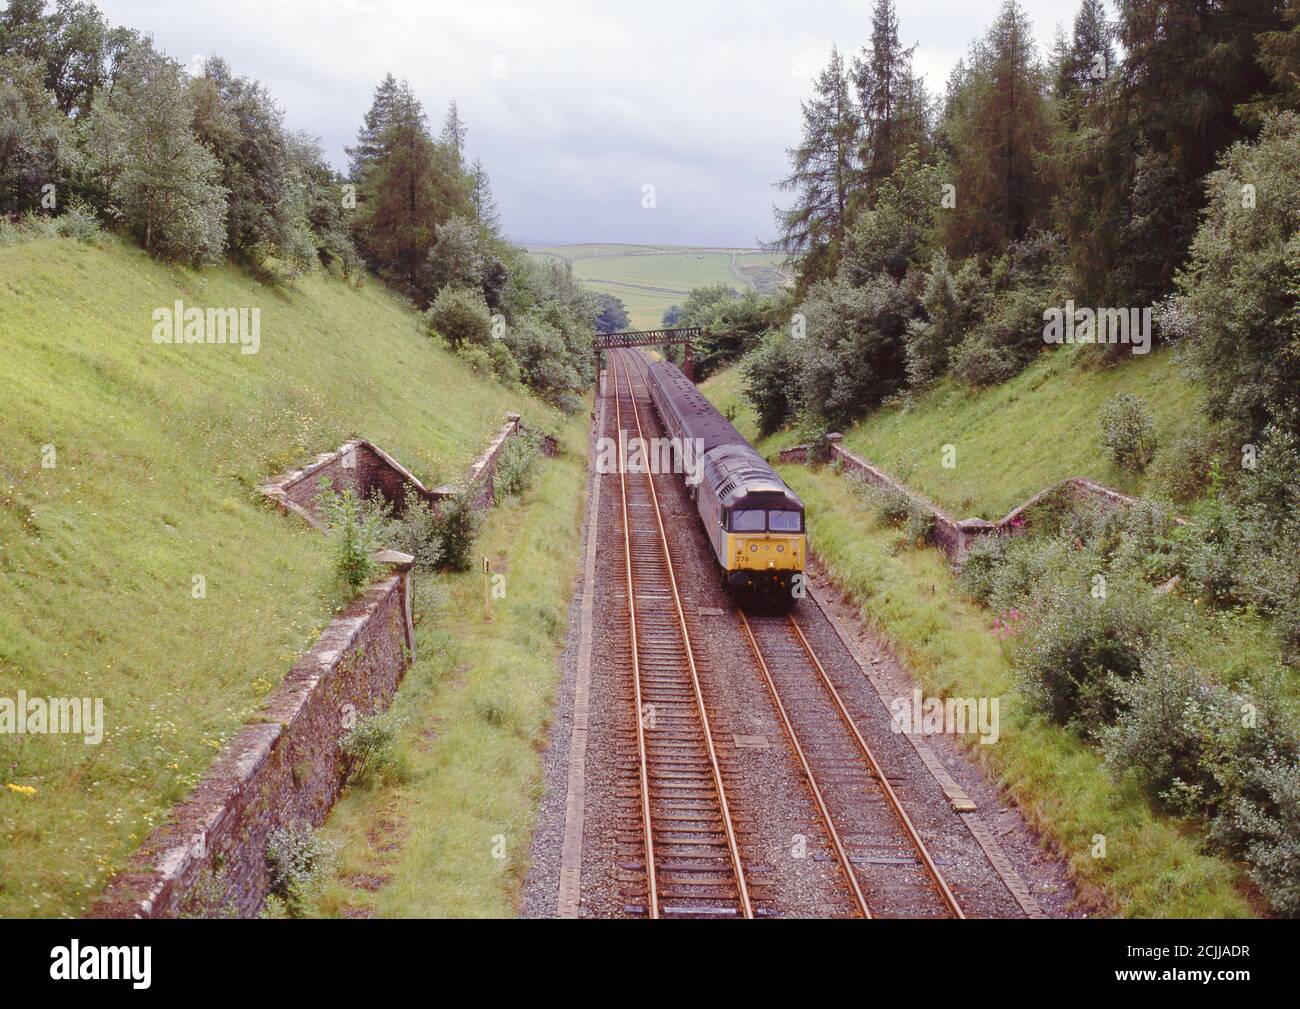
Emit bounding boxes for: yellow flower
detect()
[6,783,36,796]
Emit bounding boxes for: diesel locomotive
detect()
[642,356,805,604]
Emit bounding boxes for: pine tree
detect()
[772,46,860,288]
[346,72,399,180]
[355,81,442,295]
[853,0,928,199]
[469,156,501,233]
[441,98,467,166]
[940,0,1052,256]
[1056,0,1113,106]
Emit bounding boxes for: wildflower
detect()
[6,783,37,796]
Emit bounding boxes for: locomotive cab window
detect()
[769,509,802,532]
[730,509,765,532]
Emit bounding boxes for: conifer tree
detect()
[346,72,399,180]
[853,0,928,199]
[772,45,860,288]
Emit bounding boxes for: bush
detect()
[52,198,102,241]
[1103,654,1300,917]
[1100,392,1158,472]
[1014,571,1163,731]
[382,502,444,571]
[425,285,492,349]
[433,487,483,571]
[1149,424,1220,502]
[957,535,1008,605]
[1215,758,1300,917]
[1100,652,1225,809]
[856,478,933,548]
[494,430,543,500]
[908,254,991,386]
[1108,497,1181,585]
[317,480,386,595]
[265,820,334,917]
[340,709,407,785]
[740,331,800,436]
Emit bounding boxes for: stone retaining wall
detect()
[260,412,523,526]
[777,437,1173,565]
[92,415,528,918]
[91,569,413,918]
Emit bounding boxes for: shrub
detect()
[740,331,799,436]
[1014,572,1163,731]
[985,535,1077,615]
[1110,497,1181,585]
[1099,393,1158,472]
[340,709,407,785]
[317,479,386,595]
[1215,758,1300,918]
[456,343,494,377]
[856,479,933,548]
[1148,424,1220,502]
[957,535,1008,605]
[52,198,102,241]
[1100,652,1224,809]
[425,285,492,349]
[382,502,444,571]
[494,430,543,500]
[264,821,334,917]
[433,487,483,571]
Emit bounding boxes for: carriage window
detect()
[731,509,765,532]
[769,510,802,532]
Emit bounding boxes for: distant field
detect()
[527,243,790,329]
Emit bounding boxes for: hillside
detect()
[0,235,562,918]
[700,344,1200,518]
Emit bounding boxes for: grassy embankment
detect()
[0,234,563,918]
[700,349,1258,916]
[312,410,587,917]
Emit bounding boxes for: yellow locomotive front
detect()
[697,458,806,604]
[722,501,804,599]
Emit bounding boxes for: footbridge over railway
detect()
[593,326,700,379]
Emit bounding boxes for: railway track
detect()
[608,350,755,918]
[738,612,965,918]
[610,349,965,920]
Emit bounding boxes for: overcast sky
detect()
[93,0,1081,246]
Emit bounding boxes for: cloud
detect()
[95,0,1080,245]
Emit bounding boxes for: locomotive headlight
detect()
[749,543,758,552]
[776,544,784,553]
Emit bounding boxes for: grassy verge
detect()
[0,235,560,917]
[699,346,1200,519]
[310,409,588,917]
[783,463,1254,917]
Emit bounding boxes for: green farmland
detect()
[527,243,790,329]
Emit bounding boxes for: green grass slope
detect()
[701,345,1200,518]
[0,235,560,918]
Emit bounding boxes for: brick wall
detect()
[776,439,1176,566]
[260,414,523,526]
[92,415,528,918]
[91,570,413,918]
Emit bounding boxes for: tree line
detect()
[748,0,1298,450]
[0,0,595,410]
